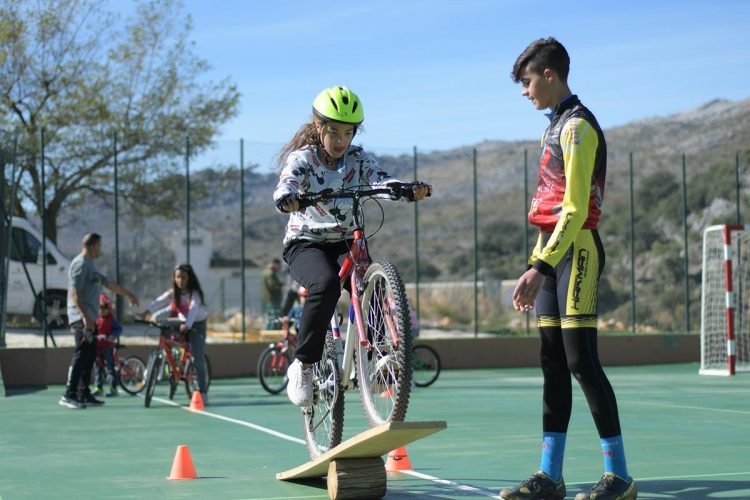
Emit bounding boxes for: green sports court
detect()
[1,362,747,499]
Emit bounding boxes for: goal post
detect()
[701,224,750,375]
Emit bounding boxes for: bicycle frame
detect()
[157,329,192,382]
[295,182,428,455]
[324,195,403,390]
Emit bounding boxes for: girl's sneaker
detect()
[286,359,313,407]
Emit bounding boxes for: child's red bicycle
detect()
[257,317,297,395]
[93,335,147,395]
[294,181,430,458]
[136,318,212,408]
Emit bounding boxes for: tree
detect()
[0,0,240,242]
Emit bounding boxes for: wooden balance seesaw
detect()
[277,420,447,500]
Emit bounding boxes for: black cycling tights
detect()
[539,326,622,438]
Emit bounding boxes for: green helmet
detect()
[312,86,364,125]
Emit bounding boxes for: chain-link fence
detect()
[2,128,748,347]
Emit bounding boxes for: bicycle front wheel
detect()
[144,351,163,408]
[119,355,146,395]
[412,344,441,387]
[302,330,344,459]
[258,346,291,395]
[356,259,413,427]
[184,354,211,399]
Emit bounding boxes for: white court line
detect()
[632,400,750,415]
[150,395,501,497]
[402,470,501,498]
[151,395,305,445]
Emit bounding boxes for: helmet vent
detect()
[352,101,358,113]
[342,95,349,105]
[329,97,339,111]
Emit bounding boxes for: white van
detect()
[5,217,71,328]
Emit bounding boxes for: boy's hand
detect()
[512,268,545,312]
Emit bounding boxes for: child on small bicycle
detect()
[93,294,123,397]
[140,263,210,405]
[273,86,431,407]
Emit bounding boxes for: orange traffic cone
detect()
[167,445,198,480]
[189,391,204,410]
[385,446,413,471]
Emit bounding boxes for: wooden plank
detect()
[277,420,447,481]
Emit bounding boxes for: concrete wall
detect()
[0,334,700,388]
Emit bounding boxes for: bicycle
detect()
[93,335,147,395]
[135,318,212,408]
[412,343,441,387]
[293,181,430,458]
[257,316,297,395]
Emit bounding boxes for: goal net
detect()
[701,224,750,375]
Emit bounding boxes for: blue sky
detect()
[163,0,750,168]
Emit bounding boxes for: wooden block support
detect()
[327,457,386,500]
[277,421,446,481]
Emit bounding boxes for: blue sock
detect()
[600,435,629,479]
[540,432,566,481]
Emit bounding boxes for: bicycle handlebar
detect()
[294,182,432,210]
[133,317,185,331]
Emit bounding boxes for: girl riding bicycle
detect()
[273,86,430,407]
[139,263,210,404]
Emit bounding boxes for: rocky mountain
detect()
[52,97,750,331]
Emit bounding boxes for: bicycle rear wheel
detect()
[184,354,212,399]
[356,259,413,427]
[144,350,163,408]
[119,355,146,395]
[412,344,441,387]
[258,346,291,395]
[302,330,344,459]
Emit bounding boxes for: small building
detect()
[172,227,261,318]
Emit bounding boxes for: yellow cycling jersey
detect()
[528,95,606,275]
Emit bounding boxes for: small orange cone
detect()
[379,386,394,398]
[385,446,413,471]
[189,391,204,410]
[167,445,198,480]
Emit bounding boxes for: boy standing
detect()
[502,38,636,500]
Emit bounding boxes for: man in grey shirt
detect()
[59,232,139,409]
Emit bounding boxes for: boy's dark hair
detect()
[511,37,570,83]
[82,232,102,248]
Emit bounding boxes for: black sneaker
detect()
[59,394,86,409]
[79,393,105,406]
[500,471,566,499]
[575,473,637,500]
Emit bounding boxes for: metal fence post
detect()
[41,128,49,346]
[682,153,690,333]
[240,139,246,341]
[736,151,741,224]
[523,149,530,336]
[629,152,636,334]
[413,146,420,323]
[472,148,478,338]
[185,135,191,264]
[114,132,122,320]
